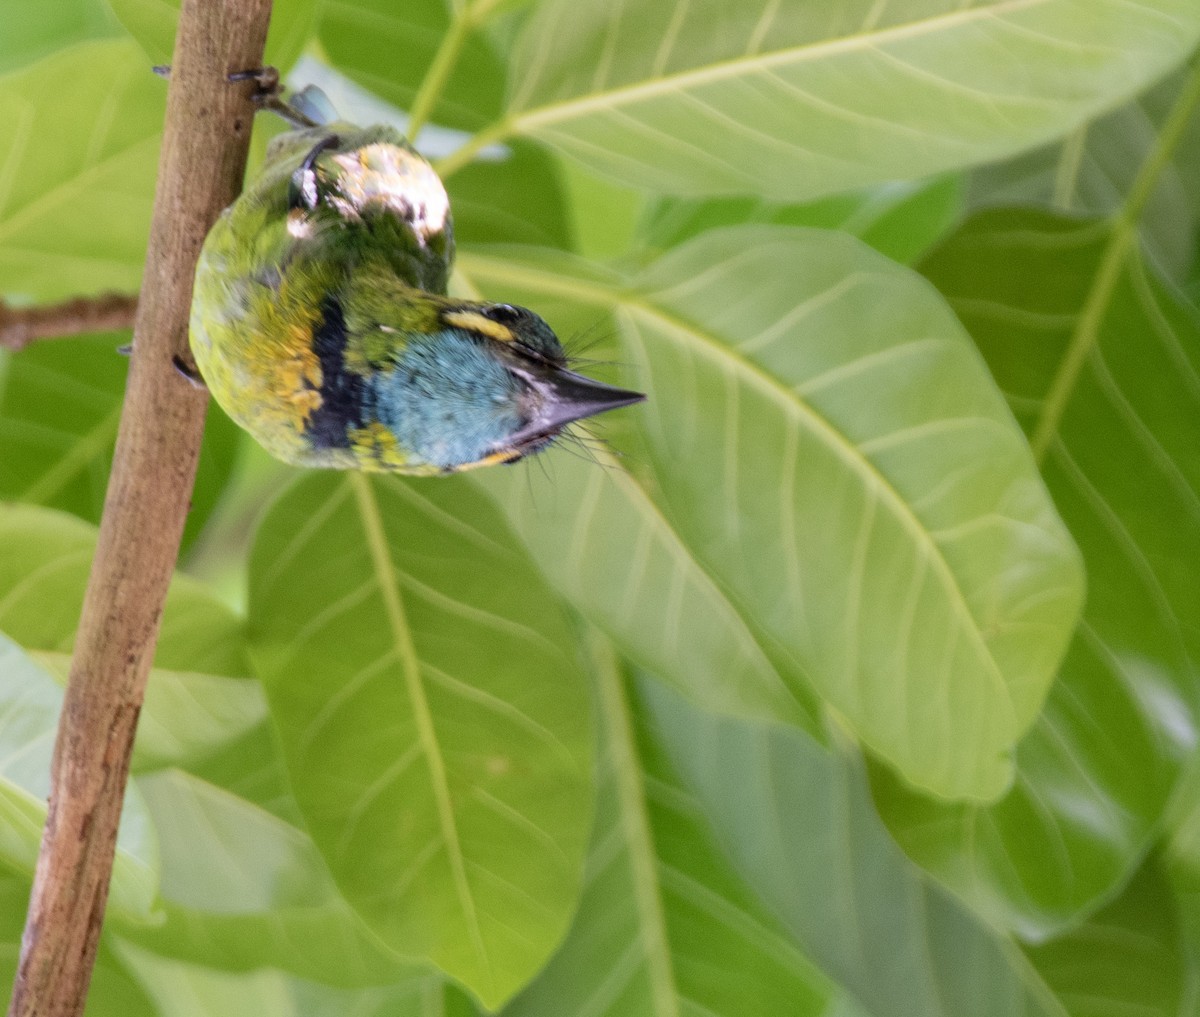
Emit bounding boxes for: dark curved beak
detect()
[512,367,646,446]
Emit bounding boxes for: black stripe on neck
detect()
[306,296,366,450]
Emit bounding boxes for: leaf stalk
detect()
[1030,51,1200,463]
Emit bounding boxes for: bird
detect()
[188,79,645,475]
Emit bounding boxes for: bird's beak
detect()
[511,366,646,446]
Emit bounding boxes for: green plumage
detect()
[189,109,643,474]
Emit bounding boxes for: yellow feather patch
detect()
[442,310,515,344]
[348,422,411,469]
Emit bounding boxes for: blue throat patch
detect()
[367,330,525,469]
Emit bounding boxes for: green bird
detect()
[189,84,644,475]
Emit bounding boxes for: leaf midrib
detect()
[511,0,1051,129]
[349,473,491,985]
[593,634,681,1017]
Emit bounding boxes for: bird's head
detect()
[363,298,645,473]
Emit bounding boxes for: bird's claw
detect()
[172,354,207,390]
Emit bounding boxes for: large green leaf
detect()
[0,334,241,554]
[459,249,813,732]
[0,39,162,301]
[873,209,1200,933]
[640,678,1064,1017]
[0,503,254,772]
[0,633,158,921]
[502,638,851,1017]
[465,227,1083,802]
[248,472,594,1009]
[116,769,410,985]
[501,0,1200,200]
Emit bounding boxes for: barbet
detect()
[189,80,644,475]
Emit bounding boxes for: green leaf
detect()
[502,638,853,1017]
[0,0,121,75]
[0,334,241,553]
[108,0,317,71]
[1027,858,1193,1017]
[640,677,1064,1017]
[465,227,1084,802]
[502,0,1200,200]
[317,0,505,131]
[639,176,965,265]
[248,472,594,1009]
[474,451,815,735]
[0,633,158,920]
[117,769,410,985]
[0,503,255,771]
[0,39,163,301]
[459,251,813,732]
[875,209,1200,932]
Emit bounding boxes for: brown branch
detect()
[7,2,273,1015]
[0,295,139,351]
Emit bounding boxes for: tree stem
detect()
[6,1,273,1014]
[0,295,139,350]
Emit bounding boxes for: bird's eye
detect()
[482,304,523,324]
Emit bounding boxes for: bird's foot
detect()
[172,354,207,390]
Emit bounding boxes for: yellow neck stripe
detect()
[442,310,515,343]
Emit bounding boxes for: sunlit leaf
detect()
[465,226,1083,802]
[504,0,1200,200]
[249,472,593,1008]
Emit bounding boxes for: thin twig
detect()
[0,295,139,350]
[6,1,273,1015]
